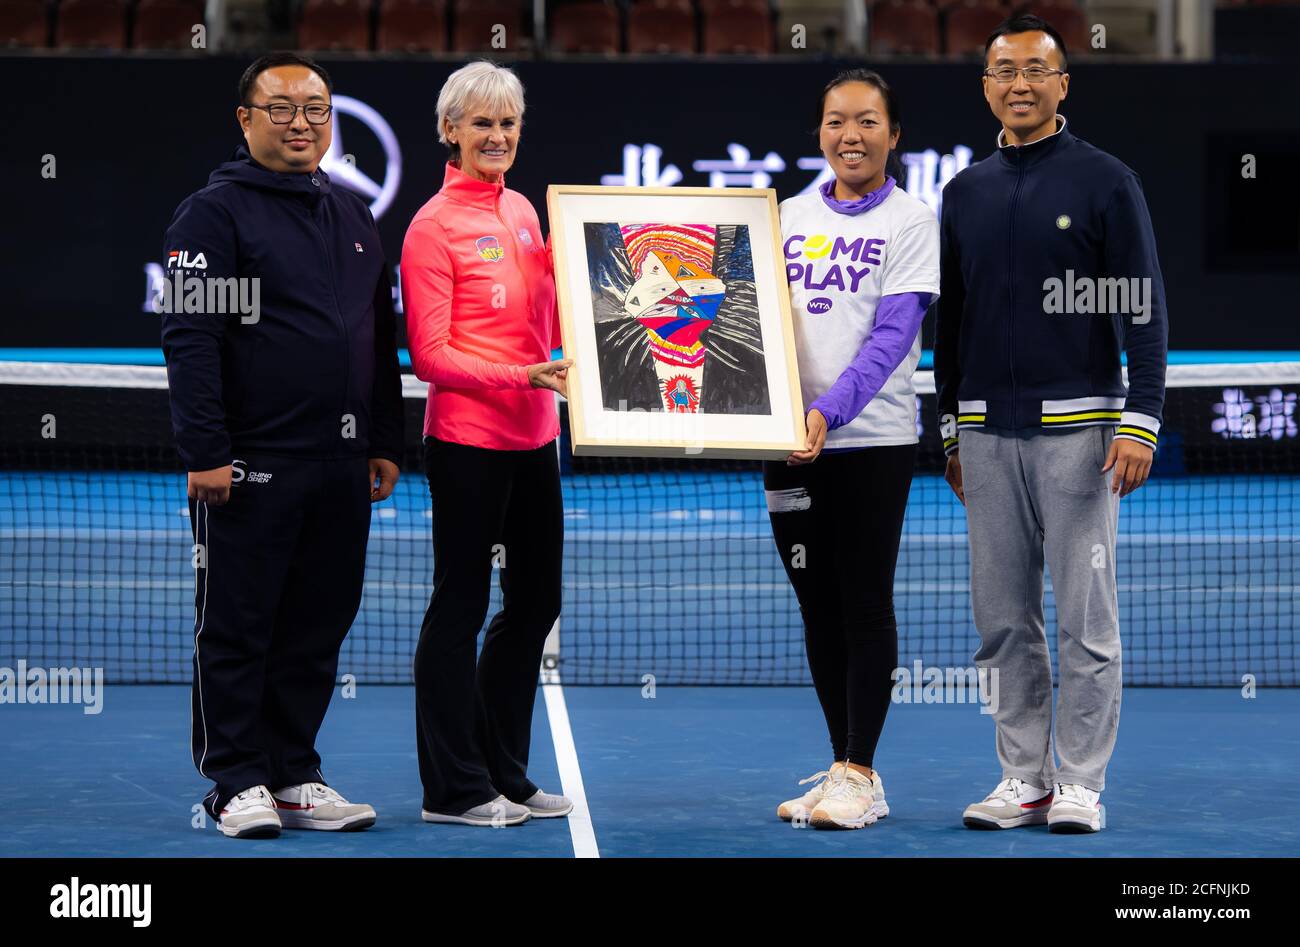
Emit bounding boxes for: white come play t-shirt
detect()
[778,185,940,448]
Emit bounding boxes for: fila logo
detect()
[355,242,364,253]
[167,249,208,270]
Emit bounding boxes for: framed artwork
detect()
[548,185,806,459]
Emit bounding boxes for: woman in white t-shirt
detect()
[768,69,940,830]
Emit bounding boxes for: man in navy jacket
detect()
[161,53,404,838]
[935,16,1168,833]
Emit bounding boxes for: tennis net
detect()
[1,359,1296,686]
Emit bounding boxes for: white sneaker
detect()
[422,795,530,827]
[809,768,879,830]
[218,785,281,839]
[273,782,376,831]
[777,763,844,822]
[962,777,1053,830]
[861,769,889,820]
[522,790,573,819]
[1048,782,1104,833]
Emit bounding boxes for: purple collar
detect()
[820,175,896,216]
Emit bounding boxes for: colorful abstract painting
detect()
[584,222,770,415]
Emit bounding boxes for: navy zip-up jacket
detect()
[160,146,403,472]
[934,118,1168,455]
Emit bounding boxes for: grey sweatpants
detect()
[959,426,1121,792]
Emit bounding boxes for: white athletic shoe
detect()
[809,767,880,830]
[863,769,889,819]
[1048,783,1104,833]
[218,785,282,839]
[273,782,376,831]
[422,795,530,827]
[777,763,844,822]
[962,777,1053,830]
[522,790,573,818]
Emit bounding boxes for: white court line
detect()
[540,666,599,859]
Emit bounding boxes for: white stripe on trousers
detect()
[192,501,212,781]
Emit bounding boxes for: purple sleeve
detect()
[810,292,932,430]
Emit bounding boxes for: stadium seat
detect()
[55,0,128,49]
[0,0,48,47]
[775,1,845,55]
[1030,0,1092,57]
[869,0,940,55]
[298,0,372,52]
[451,0,526,52]
[376,0,447,53]
[700,0,774,54]
[133,0,206,50]
[549,0,621,54]
[627,0,696,54]
[220,0,272,52]
[945,0,1007,56]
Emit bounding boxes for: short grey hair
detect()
[436,60,526,160]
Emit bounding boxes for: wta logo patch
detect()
[807,297,833,314]
[476,235,505,263]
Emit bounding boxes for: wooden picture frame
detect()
[547,185,806,460]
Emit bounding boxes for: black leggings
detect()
[414,436,563,813]
[763,443,915,767]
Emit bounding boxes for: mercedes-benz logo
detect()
[321,94,402,221]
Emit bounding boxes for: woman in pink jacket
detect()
[401,61,572,828]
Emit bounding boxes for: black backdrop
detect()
[1,55,1297,350]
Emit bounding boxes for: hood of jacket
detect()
[207,144,333,204]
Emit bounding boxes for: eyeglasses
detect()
[983,66,1065,84]
[243,102,333,125]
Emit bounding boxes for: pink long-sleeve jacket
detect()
[400,162,561,450]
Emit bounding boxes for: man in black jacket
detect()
[935,16,1168,833]
[160,53,404,839]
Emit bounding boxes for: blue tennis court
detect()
[1,358,1297,856]
[2,683,1297,857]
